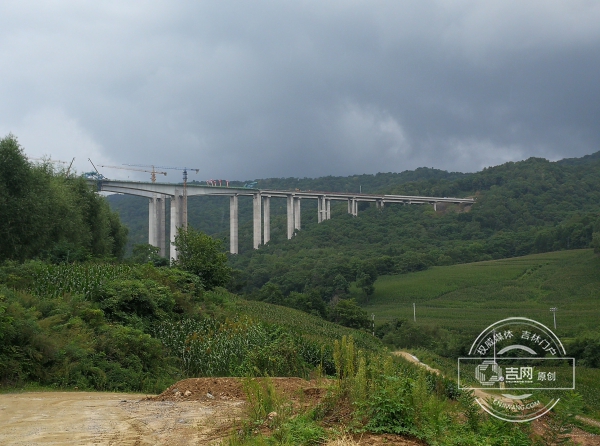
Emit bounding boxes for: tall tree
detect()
[0,134,38,259]
[172,227,232,289]
[0,134,128,262]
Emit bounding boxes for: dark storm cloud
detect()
[1,1,599,180]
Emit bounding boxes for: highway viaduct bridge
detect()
[93,179,475,261]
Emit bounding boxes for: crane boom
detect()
[125,164,199,184]
[99,164,167,182]
[28,157,69,164]
[29,157,75,178]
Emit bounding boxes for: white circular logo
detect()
[458,317,575,422]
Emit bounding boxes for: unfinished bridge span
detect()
[93,180,475,260]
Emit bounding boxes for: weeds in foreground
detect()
[226,377,325,446]
[242,377,287,427]
[539,392,583,445]
[226,336,585,445]
[322,336,538,445]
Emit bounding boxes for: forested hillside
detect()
[108,154,600,312]
[230,156,600,310]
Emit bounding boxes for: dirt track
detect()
[0,391,244,445]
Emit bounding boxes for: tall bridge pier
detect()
[94,180,475,260]
[148,194,166,257]
[229,195,239,254]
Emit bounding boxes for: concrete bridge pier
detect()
[148,194,166,257]
[229,195,238,254]
[263,196,271,244]
[158,196,166,256]
[318,196,331,222]
[376,199,384,211]
[182,189,188,229]
[294,197,301,231]
[287,194,295,239]
[253,193,262,249]
[318,196,324,223]
[170,189,184,261]
[348,198,358,216]
[149,198,155,247]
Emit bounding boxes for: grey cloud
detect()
[0,1,599,180]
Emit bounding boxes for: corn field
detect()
[30,263,132,299]
[155,317,270,376]
[237,299,382,351]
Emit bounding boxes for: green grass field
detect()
[361,249,600,339]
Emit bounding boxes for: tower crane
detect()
[29,157,75,177]
[126,164,200,228]
[98,164,167,182]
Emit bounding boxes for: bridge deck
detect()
[94,179,475,204]
[91,179,475,258]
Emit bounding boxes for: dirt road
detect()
[393,351,500,402]
[0,391,244,445]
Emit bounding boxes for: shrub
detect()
[92,279,174,327]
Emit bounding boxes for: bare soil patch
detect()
[153,377,328,406]
[0,378,329,445]
[0,390,244,445]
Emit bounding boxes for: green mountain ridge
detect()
[557,150,600,166]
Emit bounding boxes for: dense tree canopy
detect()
[0,134,128,262]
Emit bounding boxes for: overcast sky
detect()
[1,1,599,182]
